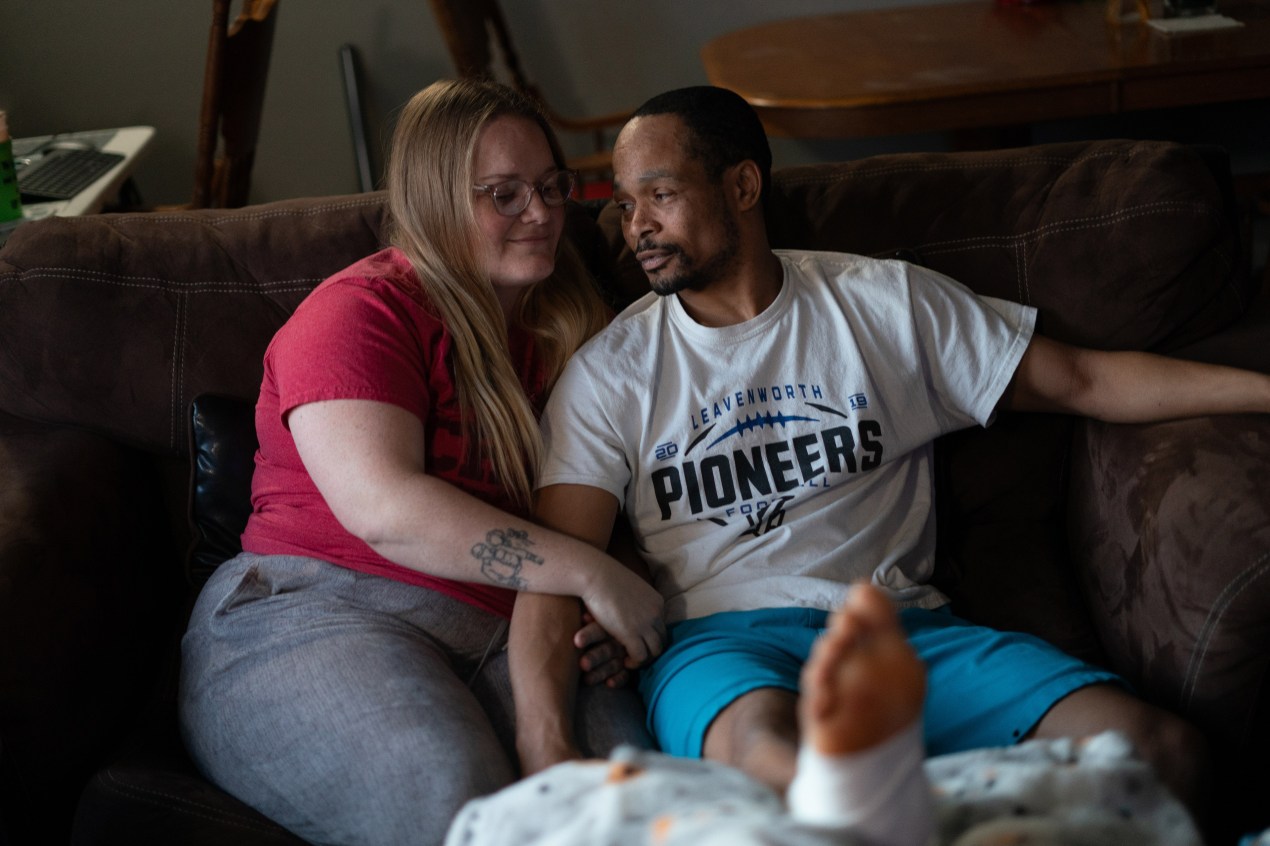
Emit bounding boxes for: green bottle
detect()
[0,111,23,223]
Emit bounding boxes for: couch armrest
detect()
[1067,414,1270,758]
[0,413,179,842]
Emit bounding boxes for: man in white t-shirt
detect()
[509,87,1270,838]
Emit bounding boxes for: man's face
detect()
[611,114,740,296]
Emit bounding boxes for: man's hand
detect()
[575,612,634,687]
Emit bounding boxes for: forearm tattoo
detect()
[470,528,544,589]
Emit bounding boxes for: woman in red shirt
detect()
[180,78,663,846]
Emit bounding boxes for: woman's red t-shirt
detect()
[241,247,547,619]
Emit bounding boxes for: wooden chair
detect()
[189,0,279,208]
[426,0,629,189]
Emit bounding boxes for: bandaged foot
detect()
[788,583,933,845]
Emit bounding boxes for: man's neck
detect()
[676,251,784,328]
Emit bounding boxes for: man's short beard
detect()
[648,211,742,297]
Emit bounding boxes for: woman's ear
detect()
[730,160,764,212]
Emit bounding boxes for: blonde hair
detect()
[385,78,608,507]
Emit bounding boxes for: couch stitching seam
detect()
[7,269,321,294]
[773,150,1127,187]
[916,201,1215,254]
[95,766,291,835]
[100,197,384,226]
[1013,241,1026,305]
[1181,551,1270,709]
[169,291,184,451]
[176,292,188,452]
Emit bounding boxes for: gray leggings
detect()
[179,553,651,846]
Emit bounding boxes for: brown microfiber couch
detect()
[1,139,1266,846]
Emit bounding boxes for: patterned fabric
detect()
[446,733,1200,846]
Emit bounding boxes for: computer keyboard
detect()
[18,147,125,202]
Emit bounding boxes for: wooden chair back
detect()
[426,0,628,186]
[191,0,279,208]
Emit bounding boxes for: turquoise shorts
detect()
[638,605,1123,758]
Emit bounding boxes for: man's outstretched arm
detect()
[1003,334,1270,421]
[510,483,631,775]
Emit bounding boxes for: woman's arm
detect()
[1003,335,1270,421]
[288,398,664,662]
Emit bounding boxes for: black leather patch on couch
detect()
[187,393,258,585]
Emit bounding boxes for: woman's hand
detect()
[578,561,665,669]
[533,483,664,669]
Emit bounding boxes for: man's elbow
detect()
[1012,337,1099,416]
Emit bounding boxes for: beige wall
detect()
[0,0,887,205]
[1,0,1266,208]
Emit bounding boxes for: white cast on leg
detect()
[786,720,933,846]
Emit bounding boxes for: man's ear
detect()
[729,160,764,212]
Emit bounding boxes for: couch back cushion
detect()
[601,138,1249,350]
[1,140,1246,458]
[0,194,390,454]
[0,195,614,456]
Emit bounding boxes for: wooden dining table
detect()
[700,0,1270,142]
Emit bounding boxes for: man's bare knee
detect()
[1031,683,1210,817]
[701,688,799,793]
[1133,709,1210,800]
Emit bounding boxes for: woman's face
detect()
[470,115,566,311]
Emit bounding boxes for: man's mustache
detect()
[635,240,684,257]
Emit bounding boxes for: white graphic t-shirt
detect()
[540,250,1036,624]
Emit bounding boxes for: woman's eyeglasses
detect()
[473,170,577,217]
